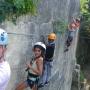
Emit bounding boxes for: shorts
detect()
[25,73,39,89]
[24,78,39,89]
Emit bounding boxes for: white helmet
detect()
[0,28,8,45]
[76,18,80,22]
[34,42,46,51]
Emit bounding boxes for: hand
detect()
[26,63,32,69]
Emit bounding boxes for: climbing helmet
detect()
[0,28,8,45]
[33,42,46,52]
[48,33,56,40]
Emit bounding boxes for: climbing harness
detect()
[25,57,39,88]
[27,72,39,88]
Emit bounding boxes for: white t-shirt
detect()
[0,61,11,90]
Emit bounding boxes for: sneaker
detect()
[64,48,69,52]
[38,84,44,88]
[45,81,49,85]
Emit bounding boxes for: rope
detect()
[8,32,35,37]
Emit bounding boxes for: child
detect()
[0,28,11,90]
[16,42,46,90]
[38,33,56,87]
[75,18,80,30]
[64,18,77,52]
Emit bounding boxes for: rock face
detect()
[0,0,80,90]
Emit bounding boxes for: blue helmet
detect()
[0,28,8,45]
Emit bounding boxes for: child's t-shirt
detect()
[0,61,11,90]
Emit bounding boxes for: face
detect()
[48,39,54,42]
[76,20,80,23]
[0,45,6,59]
[33,47,42,58]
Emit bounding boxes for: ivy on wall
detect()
[80,0,89,14]
[52,20,67,34]
[0,0,38,23]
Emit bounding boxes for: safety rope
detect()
[8,32,35,37]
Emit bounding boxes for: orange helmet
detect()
[48,33,56,40]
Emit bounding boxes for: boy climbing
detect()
[64,17,80,52]
[38,33,56,87]
[0,28,11,90]
[75,18,80,30]
[16,42,46,90]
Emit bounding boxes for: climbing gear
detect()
[28,60,38,75]
[48,33,56,40]
[27,72,39,88]
[25,57,40,88]
[0,28,8,45]
[34,42,46,52]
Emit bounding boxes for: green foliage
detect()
[80,71,85,82]
[76,16,90,66]
[80,15,90,37]
[77,0,90,65]
[52,20,67,34]
[80,0,89,14]
[0,0,38,22]
[76,38,90,66]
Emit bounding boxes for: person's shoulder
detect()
[4,61,10,66]
[36,57,43,64]
[39,57,43,61]
[37,57,43,62]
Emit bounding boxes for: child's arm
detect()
[25,59,33,71]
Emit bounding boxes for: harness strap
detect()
[28,72,39,78]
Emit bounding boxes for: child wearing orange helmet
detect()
[38,33,56,87]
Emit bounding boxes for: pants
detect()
[66,31,76,47]
[39,60,53,85]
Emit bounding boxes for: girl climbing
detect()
[15,42,46,90]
